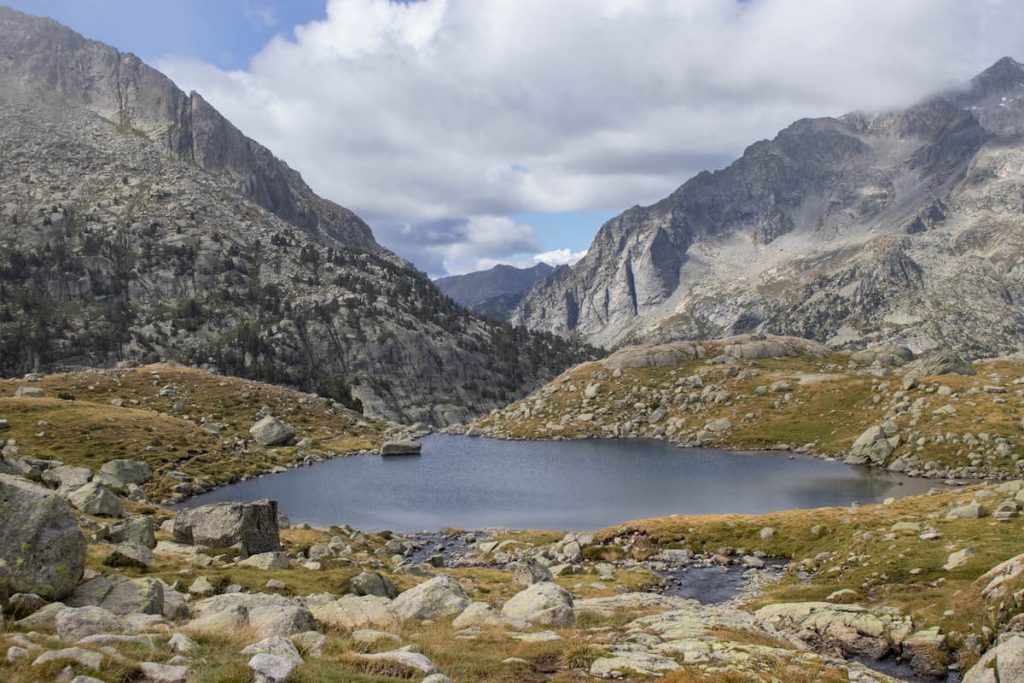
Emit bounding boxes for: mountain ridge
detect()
[513,57,1024,358]
[0,6,595,425]
[435,262,554,320]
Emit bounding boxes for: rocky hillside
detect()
[513,58,1024,358]
[469,334,1024,481]
[0,7,593,425]
[435,262,554,320]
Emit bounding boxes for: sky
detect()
[8,1,1024,276]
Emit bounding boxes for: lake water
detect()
[179,435,939,531]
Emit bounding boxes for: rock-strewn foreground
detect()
[469,334,1024,481]
[2,360,1024,681]
[0,7,594,425]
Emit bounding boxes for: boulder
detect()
[602,342,702,370]
[137,662,191,683]
[906,351,975,378]
[755,602,912,660]
[106,542,155,569]
[249,605,317,638]
[500,582,574,627]
[846,425,899,465]
[718,334,830,360]
[306,594,397,630]
[350,571,397,598]
[68,575,164,615]
[55,605,126,640]
[350,648,437,674]
[99,459,152,485]
[104,515,157,548]
[250,417,296,447]
[849,346,915,367]
[187,605,250,633]
[249,652,300,683]
[14,386,44,398]
[452,601,526,629]
[239,551,290,570]
[380,440,422,455]
[0,474,86,600]
[943,548,976,571]
[512,558,553,586]
[173,500,280,556]
[390,574,470,621]
[67,481,125,517]
[41,465,92,494]
[963,635,1024,683]
[33,646,103,671]
[241,635,303,662]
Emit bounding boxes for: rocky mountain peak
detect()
[0,5,377,250]
[514,58,1024,357]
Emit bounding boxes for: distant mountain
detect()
[514,57,1024,358]
[436,262,554,320]
[0,7,594,424]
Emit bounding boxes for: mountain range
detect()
[435,262,553,320]
[0,7,593,425]
[513,57,1024,358]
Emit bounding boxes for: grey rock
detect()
[68,575,164,615]
[33,646,103,671]
[55,605,126,640]
[350,571,397,598]
[390,574,470,621]
[250,417,296,447]
[0,473,86,600]
[104,515,157,548]
[137,662,191,683]
[67,481,125,517]
[249,653,300,683]
[512,558,553,586]
[963,634,1024,683]
[99,459,152,485]
[41,465,93,494]
[380,439,422,455]
[173,499,280,556]
[106,542,155,569]
[500,582,574,627]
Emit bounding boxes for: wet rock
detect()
[380,440,422,455]
[0,474,86,600]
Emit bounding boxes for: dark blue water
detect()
[179,435,936,531]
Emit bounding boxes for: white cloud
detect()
[534,249,588,267]
[158,0,1024,274]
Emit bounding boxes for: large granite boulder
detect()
[601,342,702,370]
[500,582,575,626]
[67,481,125,517]
[0,474,86,600]
[249,417,296,447]
[67,575,164,615]
[963,635,1024,683]
[906,351,976,378]
[173,500,280,556]
[389,574,469,621]
[99,459,152,485]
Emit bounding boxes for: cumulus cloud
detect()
[534,249,588,267]
[158,0,1024,274]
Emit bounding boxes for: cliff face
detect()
[513,59,1024,358]
[0,8,594,424]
